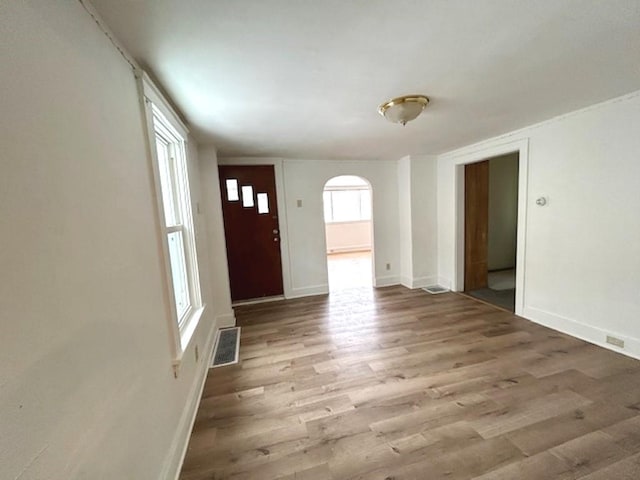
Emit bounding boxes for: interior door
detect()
[218,165,284,301]
[464,160,489,291]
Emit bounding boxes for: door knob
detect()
[273,229,279,234]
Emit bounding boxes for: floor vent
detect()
[423,285,449,295]
[211,327,241,368]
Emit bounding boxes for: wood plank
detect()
[578,452,640,479]
[178,286,640,479]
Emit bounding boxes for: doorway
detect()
[464,153,519,311]
[323,176,374,292]
[218,165,284,302]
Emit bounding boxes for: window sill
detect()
[172,304,206,377]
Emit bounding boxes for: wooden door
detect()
[219,165,284,301]
[464,160,489,291]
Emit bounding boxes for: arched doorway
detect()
[322,175,374,291]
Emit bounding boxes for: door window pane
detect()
[226,179,239,201]
[242,185,254,207]
[257,193,269,214]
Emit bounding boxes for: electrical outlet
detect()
[297,199,303,207]
[195,344,199,362]
[606,335,624,348]
[386,263,391,271]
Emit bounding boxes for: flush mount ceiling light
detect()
[378,94,430,125]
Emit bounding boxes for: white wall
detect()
[220,158,401,297]
[397,155,439,289]
[283,160,399,296]
[198,146,235,323]
[437,90,640,359]
[0,2,232,478]
[285,159,401,294]
[488,153,519,270]
[398,156,414,285]
[217,156,438,296]
[325,221,372,253]
[410,155,439,288]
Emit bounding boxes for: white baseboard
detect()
[400,276,413,289]
[437,276,453,290]
[400,275,438,289]
[375,275,400,287]
[411,276,438,289]
[215,311,236,328]
[287,284,329,299]
[161,315,219,480]
[523,306,640,361]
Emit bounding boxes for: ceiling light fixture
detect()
[378,94,430,126]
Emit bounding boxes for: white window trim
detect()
[138,72,205,372]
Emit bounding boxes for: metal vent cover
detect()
[423,285,449,295]
[211,327,241,367]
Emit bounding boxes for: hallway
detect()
[468,269,516,312]
[327,251,373,292]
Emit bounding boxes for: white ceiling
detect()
[92,0,640,160]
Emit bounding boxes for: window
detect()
[149,101,203,352]
[226,179,239,201]
[323,176,372,223]
[241,185,254,207]
[257,193,269,214]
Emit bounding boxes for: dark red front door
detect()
[218,165,284,301]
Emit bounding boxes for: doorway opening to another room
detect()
[323,176,374,292]
[464,153,519,311]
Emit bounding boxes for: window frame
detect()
[140,73,204,370]
[323,185,372,224]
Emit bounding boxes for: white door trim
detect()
[217,157,293,299]
[447,138,529,316]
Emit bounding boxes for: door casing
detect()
[451,138,529,316]
[218,165,284,301]
[217,158,293,299]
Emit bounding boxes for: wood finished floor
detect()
[180,286,640,480]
